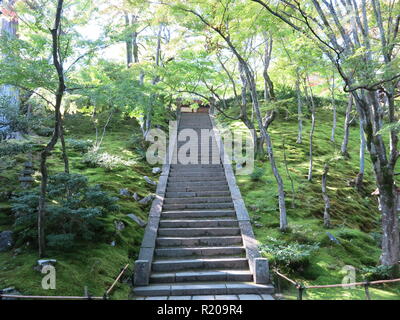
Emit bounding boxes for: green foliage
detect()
[0,141,32,157]
[260,237,320,269]
[250,166,265,181]
[66,138,92,153]
[11,173,119,249]
[82,150,136,171]
[361,265,395,281]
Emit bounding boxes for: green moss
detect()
[217,102,400,300]
[0,114,157,299]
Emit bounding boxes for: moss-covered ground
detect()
[0,114,156,299]
[216,98,400,300]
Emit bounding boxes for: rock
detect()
[115,221,125,231]
[35,259,57,272]
[38,259,57,266]
[119,188,130,196]
[0,231,13,252]
[132,193,140,201]
[144,176,157,186]
[127,214,147,227]
[111,240,116,247]
[138,194,155,205]
[152,167,161,174]
[1,287,22,300]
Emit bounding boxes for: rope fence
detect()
[0,263,131,301]
[272,268,400,300]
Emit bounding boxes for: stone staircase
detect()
[133,112,274,298]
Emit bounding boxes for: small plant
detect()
[360,265,395,281]
[66,138,92,153]
[260,237,320,269]
[82,150,135,171]
[250,167,264,182]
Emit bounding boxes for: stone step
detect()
[134,282,274,296]
[156,236,243,247]
[164,197,232,204]
[168,176,226,183]
[167,185,230,192]
[169,169,224,174]
[154,246,245,257]
[161,210,236,219]
[152,258,248,272]
[165,191,231,198]
[159,219,238,228]
[170,164,223,169]
[158,227,240,237]
[150,270,253,283]
[169,172,224,177]
[163,202,234,210]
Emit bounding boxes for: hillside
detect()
[216,93,400,300]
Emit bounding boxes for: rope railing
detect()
[273,269,400,300]
[0,263,131,301]
[104,263,130,299]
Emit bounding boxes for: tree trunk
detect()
[0,0,20,139]
[38,0,65,258]
[330,74,336,142]
[355,89,399,266]
[355,99,365,191]
[304,77,316,182]
[242,62,287,231]
[322,163,331,228]
[59,119,69,174]
[296,70,303,144]
[262,33,275,101]
[341,94,353,158]
[238,62,259,156]
[283,136,295,208]
[132,15,139,63]
[125,13,133,68]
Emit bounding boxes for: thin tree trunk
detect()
[322,163,331,228]
[242,62,287,231]
[59,119,69,174]
[262,33,275,101]
[304,77,316,181]
[124,13,133,68]
[330,73,336,142]
[283,136,295,208]
[341,94,353,158]
[38,0,65,258]
[132,15,139,63]
[296,70,303,144]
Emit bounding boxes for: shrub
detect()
[0,141,33,157]
[82,150,135,171]
[250,167,264,182]
[360,265,395,281]
[34,126,54,137]
[260,237,320,270]
[11,173,119,249]
[66,138,92,153]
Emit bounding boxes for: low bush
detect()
[260,237,320,270]
[66,138,92,153]
[82,150,135,171]
[11,172,119,249]
[360,265,395,281]
[250,167,264,182]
